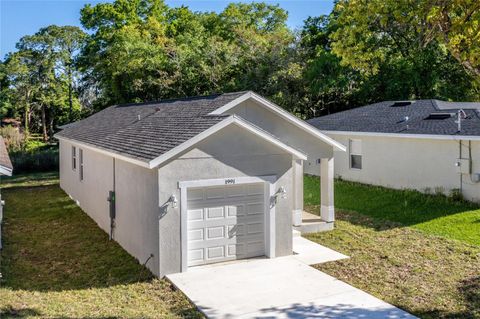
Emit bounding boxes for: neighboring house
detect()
[0,136,13,249]
[308,100,480,202]
[55,91,345,277]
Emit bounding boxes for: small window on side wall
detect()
[79,149,84,181]
[349,139,362,170]
[72,146,76,170]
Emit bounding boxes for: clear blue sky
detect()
[0,0,334,59]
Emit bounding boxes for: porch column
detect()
[292,159,303,226]
[320,157,335,222]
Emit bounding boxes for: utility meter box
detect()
[455,158,471,174]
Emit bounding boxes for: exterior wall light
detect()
[274,186,287,203]
[169,195,178,208]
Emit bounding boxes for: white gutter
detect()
[321,130,480,141]
[54,135,151,168]
[0,166,12,176]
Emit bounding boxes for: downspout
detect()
[0,175,3,250]
[459,140,463,194]
[108,158,116,240]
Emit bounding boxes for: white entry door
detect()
[187,183,266,267]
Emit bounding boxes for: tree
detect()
[329,0,479,101]
[426,0,480,78]
[78,0,295,108]
[3,25,86,140]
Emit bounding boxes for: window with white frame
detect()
[72,146,77,170]
[349,139,362,169]
[79,149,84,181]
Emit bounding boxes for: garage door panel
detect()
[246,222,264,235]
[247,183,264,195]
[187,182,266,267]
[206,187,225,199]
[188,209,204,221]
[188,248,204,263]
[246,202,265,215]
[187,195,264,209]
[206,226,225,239]
[207,246,225,259]
[226,204,245,217]
[188,229,204,241]
[206,206,225,219]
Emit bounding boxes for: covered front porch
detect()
[293,156,335,234]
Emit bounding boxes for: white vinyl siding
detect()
[72,146,76,170]
[349,139,362,170]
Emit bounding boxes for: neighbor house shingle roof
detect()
[308,100,480,137]
[55,92,248,162]
[0,136,13,173]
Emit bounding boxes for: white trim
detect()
[209,91,346,152]
[0,166,12,176]
[55,136,151,168]
[323,130,480,141]
[180,186,188,272]
[178,175,277,272]
[150,116,307,168]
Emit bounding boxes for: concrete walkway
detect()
[168,239,416,319]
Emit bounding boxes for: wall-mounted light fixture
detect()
[168,195,178,208]
[274,186,287,203]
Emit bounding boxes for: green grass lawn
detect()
[0,174,201,318]
[306,210,480,319]
[2,172,479,318]
[304,175,480,318]
[304,175,480,246]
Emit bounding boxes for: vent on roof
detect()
[391,101,412,107]
[424,112,453,120]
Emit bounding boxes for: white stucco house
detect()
[0,136,13,249]
[308,100,480,202]
[55,91,345,277]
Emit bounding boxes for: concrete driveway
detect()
[168,239,416,318]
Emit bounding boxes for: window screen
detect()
[349,139,362,169]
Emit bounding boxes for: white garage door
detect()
[187,183,266,267]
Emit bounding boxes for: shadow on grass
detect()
[0,184,154,292]
[0,307,42,318]
[306,176,479,224]
[414,276,480,319]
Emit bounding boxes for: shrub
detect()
[449,188,464,202]
[0,126,24,151]
[10,144,59,173]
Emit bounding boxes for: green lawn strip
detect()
[304,175,480,246]
[0,184,201,318]
[305,209,480,319]
[1,171,59,189]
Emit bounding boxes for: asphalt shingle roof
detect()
[308,100,480,137]
[0,136,13,172]
[56,92,247,162]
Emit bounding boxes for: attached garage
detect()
[56,91,345,277]
[180,176,278,270]
[184,180,269,267]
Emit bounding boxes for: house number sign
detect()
[225,179,236,185]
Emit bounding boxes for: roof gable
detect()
[209,91,346,151]
[55,91,311,168]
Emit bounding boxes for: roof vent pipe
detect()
[456,109,467,132]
